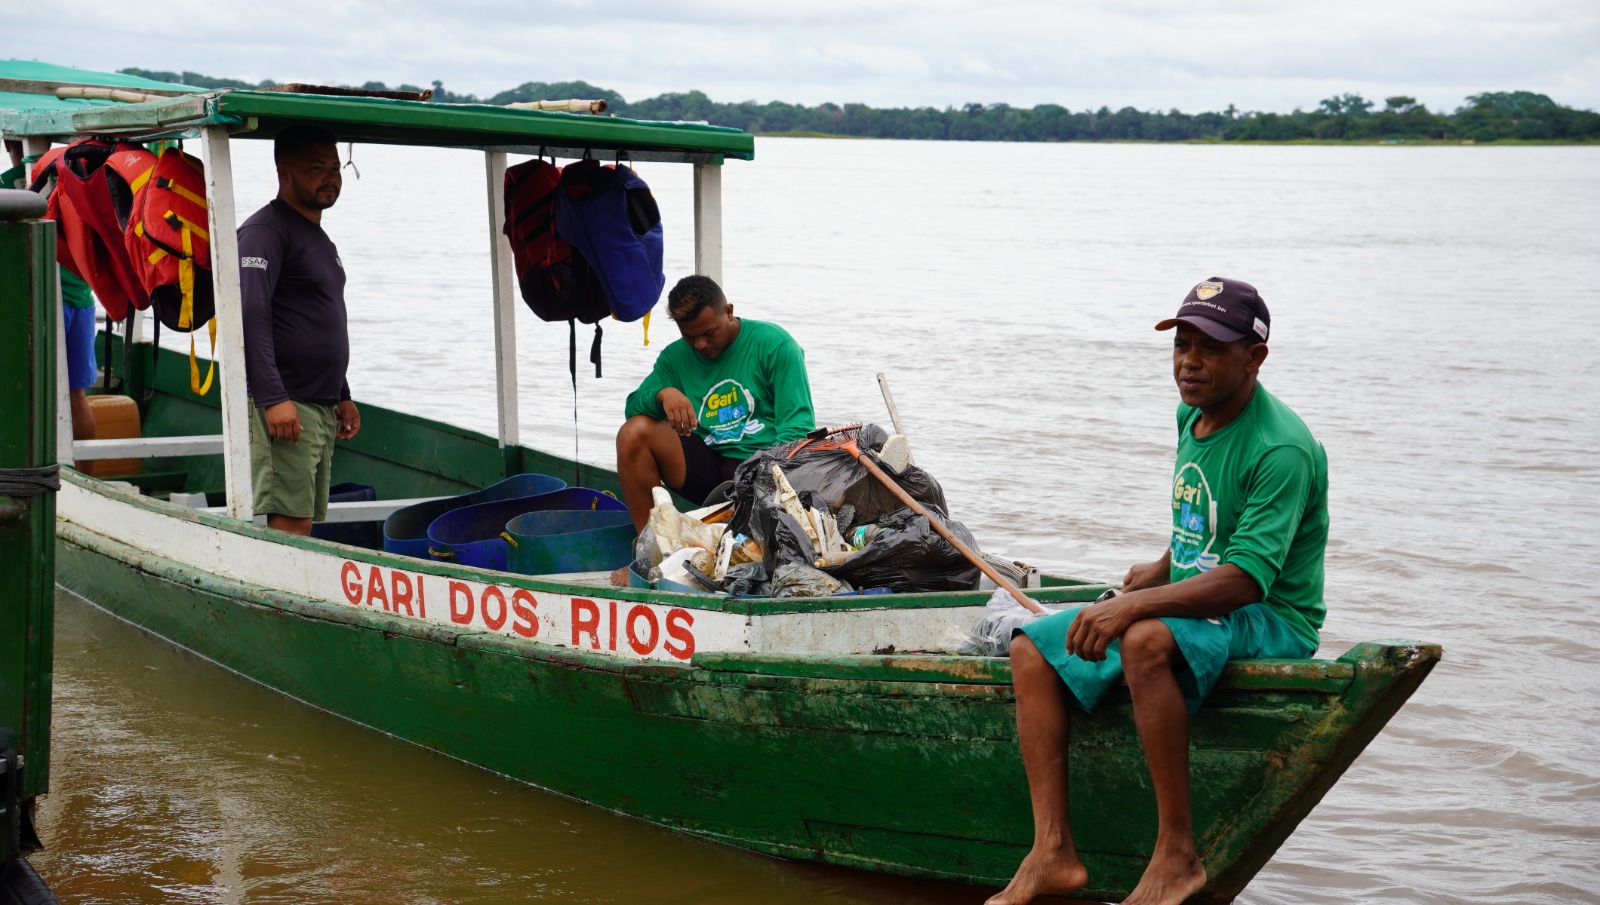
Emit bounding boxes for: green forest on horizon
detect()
[121,68,1600,144]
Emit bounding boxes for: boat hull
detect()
[56,479,1440,902]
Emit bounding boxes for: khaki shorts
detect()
[250,401,337,521]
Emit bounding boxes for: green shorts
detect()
[1017,602,1315,714]
[249,401,337,521]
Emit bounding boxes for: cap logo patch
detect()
[1253,318,1268,340]
[1194,281,1224,301]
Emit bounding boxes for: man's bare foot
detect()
[609,565,631,587]
[1123,850,1206,905]
[984,849,1089,905]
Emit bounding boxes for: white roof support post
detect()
[693,162,724,285]
[200,126,254,521]
[484,150,520,453]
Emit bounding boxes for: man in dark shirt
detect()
[238,125,359,535]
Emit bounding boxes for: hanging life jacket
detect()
[502,157,609,381]
[553,160,665,325]
[31,138,157,322]
[124,147,217,395]
[503,158,608,325]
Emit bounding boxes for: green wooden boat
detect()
[2,63,1439,903]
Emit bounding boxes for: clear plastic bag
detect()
[956,589,1062,657]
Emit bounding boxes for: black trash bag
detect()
[728,423,947,552]
[723,561,770,596]
[771,563,853,598]
[762,509,818,575]
[826,507,983,593]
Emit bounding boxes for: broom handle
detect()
[841,439,1044,615]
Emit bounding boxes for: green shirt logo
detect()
[700,379,766,447]
[1171,462,1221,573]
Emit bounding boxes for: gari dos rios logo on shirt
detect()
[1171,462,1221,573]
[699,378,766,446]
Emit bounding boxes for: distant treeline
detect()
[122,68,1600,143]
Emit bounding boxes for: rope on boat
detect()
[0,464,60,497]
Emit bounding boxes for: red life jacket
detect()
[125,148,215,331]
[502,158,608,324]
[125,147,217,394]
[33,138,157,321]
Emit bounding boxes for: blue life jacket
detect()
[554,161,664,323]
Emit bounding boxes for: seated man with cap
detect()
[989,277,1329,905]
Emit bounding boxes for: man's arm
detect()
[238,223,300,440]
[1070,444,1317,661]
[1067,564,1261,661]
[623,353,679,422]
[1122,550,1172,592]
[765,335,815,443]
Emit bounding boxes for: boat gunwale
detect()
[56,495,1419,697]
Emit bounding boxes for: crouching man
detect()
[616,275,815,530]
[990,278,1329,905]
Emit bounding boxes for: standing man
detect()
[239,125,359,535]
[616,274,815,530]
[989,278,1328,905]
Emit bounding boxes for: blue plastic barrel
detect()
[382,473,566,559]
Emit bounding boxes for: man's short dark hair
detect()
[667,275,727,321]
[274,125,339,165]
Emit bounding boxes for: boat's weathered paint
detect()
[0,212,56,816]
[56,508,1439,903]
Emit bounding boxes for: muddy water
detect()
[31,138,1600,903]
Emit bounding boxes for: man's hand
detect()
[263,401,302,443]
[1067,596,1136,662]
[1122,553,1172,593]
[336,399,361,440]
[658,388,698,436]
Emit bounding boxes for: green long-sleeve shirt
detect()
[624,319,815,460]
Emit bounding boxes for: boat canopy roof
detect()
[0,61,754,164]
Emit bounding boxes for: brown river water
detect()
[30,138,1600,903]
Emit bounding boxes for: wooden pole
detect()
[199,127,253,521]
[484,151,521,467]
[839,436,1043,614]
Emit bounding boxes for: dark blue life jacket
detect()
[553,161,664,323]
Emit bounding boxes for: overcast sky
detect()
[9,0,1599,113]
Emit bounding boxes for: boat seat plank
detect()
[74,434,224,460]
[196,496,446,522]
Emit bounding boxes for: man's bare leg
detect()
[986,635,1090,905]
[615,415,689,531]
[266,513,313,536]
[1120,619,1207,905]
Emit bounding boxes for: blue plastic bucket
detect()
[426,487,626,572]
[503,508,635,575]
[382,473,566,559]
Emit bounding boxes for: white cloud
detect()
[4,0,1596,112]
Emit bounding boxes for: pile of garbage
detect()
[632,424,985,597]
